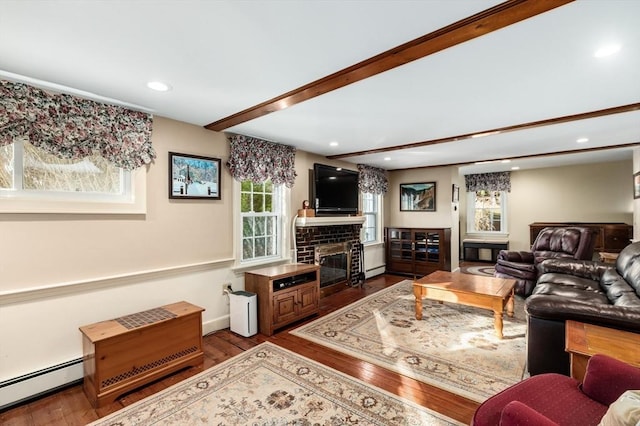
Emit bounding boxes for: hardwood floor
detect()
[0,273,482,425]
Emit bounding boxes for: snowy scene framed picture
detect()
[169,152,221,200]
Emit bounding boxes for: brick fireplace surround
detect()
[295,222,363,289]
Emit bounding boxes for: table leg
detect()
[493,311,504,339]
[506,292,514,318]
[413,285,423,320]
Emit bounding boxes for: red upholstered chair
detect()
[472,354,640,426]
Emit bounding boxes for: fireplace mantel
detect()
[295,216,366,228]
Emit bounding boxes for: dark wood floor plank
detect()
[0,272,482,425]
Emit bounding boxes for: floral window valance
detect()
[227,134,297,187]
[358,164,388,194]
[465,171,511,192]
[0,80,155,170]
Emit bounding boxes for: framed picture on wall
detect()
[400,182,436,211]
[169,152,221,199]
[634,171,640,199]
[452,184,460,202]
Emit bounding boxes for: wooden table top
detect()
[413,270,515,298]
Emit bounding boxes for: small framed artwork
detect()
[400,182,436,211]
[452,184,460,203]
[169,152,221,199]
[634,171,640,199]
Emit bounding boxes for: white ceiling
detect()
[1,0,638,174]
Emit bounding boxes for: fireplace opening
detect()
[315,242,351,288]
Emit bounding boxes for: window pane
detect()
[0,143,13,189]
[255,217,266,236]
[253,193,264,213]
[265,194,272,212]
[242,238,254,260]
[241,181,252,191]
[266,236,274,256]
[241,192,251,212]
[22,142,121,193]
[253,182,264,192]
[255,237,266,257]
[265,180,273,192]
[242,217,254,238]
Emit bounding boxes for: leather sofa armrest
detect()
[500,401,559,426]
[537,258,611,281]
[497,250,535,263]
[525,295,640,332]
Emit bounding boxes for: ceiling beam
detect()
[327,103,640,160]
[388,141,640,172]
[205,0,573,132]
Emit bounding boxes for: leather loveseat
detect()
[494,226,597,297]
[524,241,640,376]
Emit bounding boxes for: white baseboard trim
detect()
[0,359,83,411]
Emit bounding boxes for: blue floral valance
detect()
[465,171,511,192]
[0,80,155,170]
[227,134,297,187]
[358,164,388,194]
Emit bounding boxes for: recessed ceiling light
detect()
[501,159,511,163]
[329,141,339,147]
[576,137,589,143]
[511,166,520,170]
[594,44,621,58]
[383,157,391,161]
[147,81,172,92]
[471,131,501,139]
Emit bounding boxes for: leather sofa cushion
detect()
[533,282,609,304]
[601,269,640,307]
[536,272,604,294]
[496,259,536,273]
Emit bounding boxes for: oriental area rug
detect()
[291,280,527,402]
[89,342,461,426]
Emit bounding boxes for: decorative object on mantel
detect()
[168,152,221,199]
[400,182,436,211]
[0,80,155,170]
[297,199,315,217]
[357,164,388,194]
[227,134,296,187]
[88,342,460,426]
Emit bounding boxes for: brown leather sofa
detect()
[494,226,597,296]
[524,241,640,376]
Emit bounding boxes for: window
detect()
[240,180,282,262]
[361,192,381,243]
[467,190,507,233]
[0,139,142,213]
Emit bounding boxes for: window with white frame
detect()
[240,180,283,262]
[361,192,381,243]
[0,138,133,203]
[467,189,507,233]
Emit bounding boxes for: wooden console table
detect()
[565,320,640,382]
[79,301,204,407]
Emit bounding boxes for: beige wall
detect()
[0,117,233,291]
[459,160,634,252]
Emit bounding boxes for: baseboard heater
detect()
[0,358,83,411]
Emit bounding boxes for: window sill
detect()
[231,257,294,274]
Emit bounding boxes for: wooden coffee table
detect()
[413,270,516,339]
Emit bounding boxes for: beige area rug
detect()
[291,280,526,402]
[89,342,462,426]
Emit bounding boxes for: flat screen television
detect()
[312,163,359,216]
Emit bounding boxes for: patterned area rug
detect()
[89,342,461,426]
[291,280,526,402]
[460,265,495,277]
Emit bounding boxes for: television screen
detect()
[312,163,359,216]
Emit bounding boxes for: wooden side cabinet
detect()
[79,301,204,408]
[565,320,640,382]
[385,227,451,277]
[245,263,320,336]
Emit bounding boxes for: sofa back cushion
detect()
[582,354,640,406]
[600,269,640,307]
[532,227,596,264]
